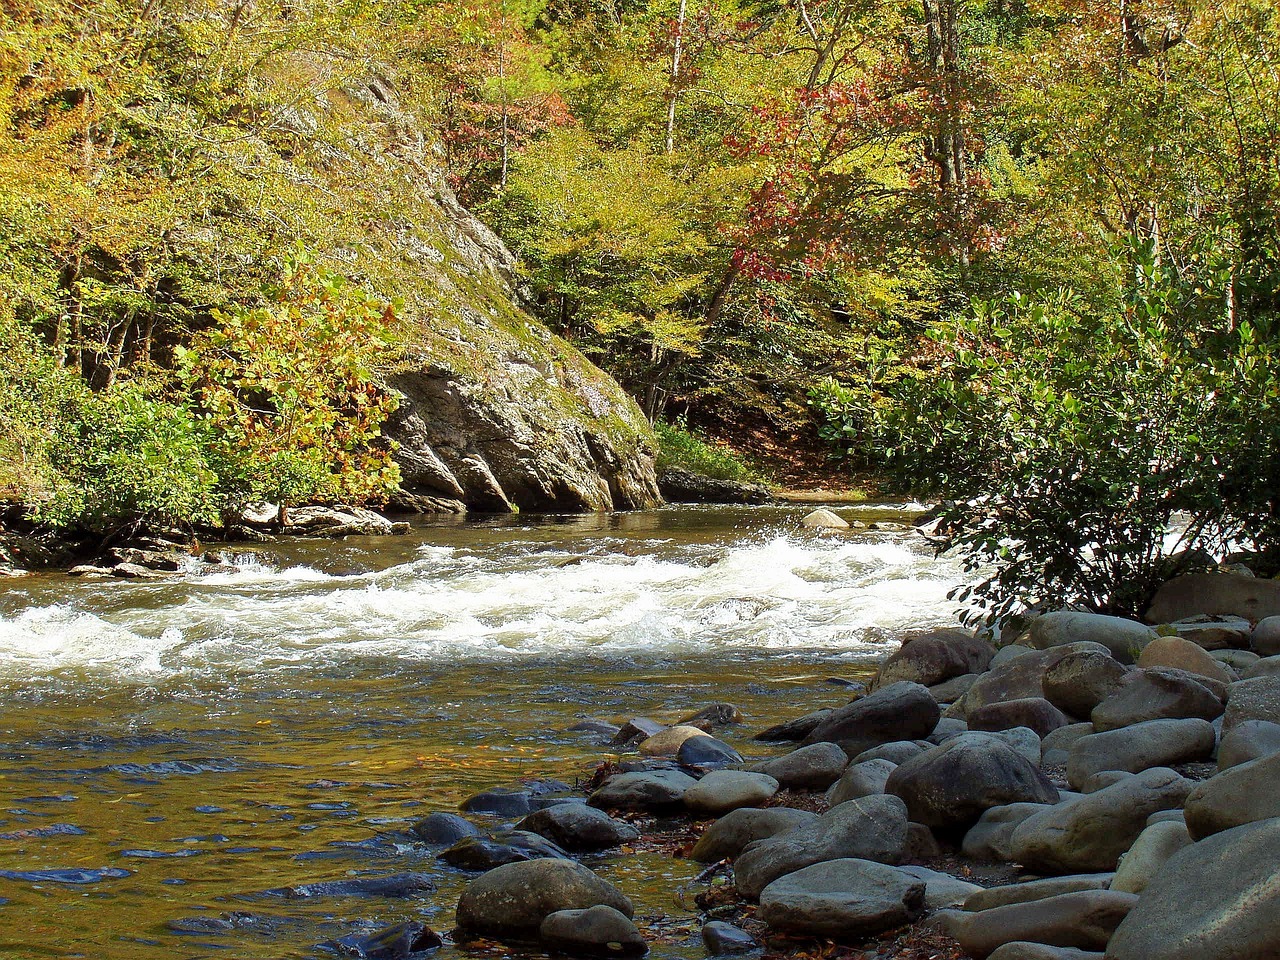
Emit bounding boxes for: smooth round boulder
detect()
[683,771,779,815]
[801,508,849,529]
[987,943,1106,960]
[1217,719,1280,770]
[440,831,568,870]
[1110,819,1192,894]
[825,758,896,806]
[950,643,1112,720]
[961,802,1052,862]
[1222,675,1280,734]
[1241,655,1280,679]
[1106,817,1280,960]
[946,890,1137,958]
[1137,635,1233,684]
[749,741,848,789]
[963,874,1115,912]
[1091,668,1224,731]
[1212,648,1260,673]
[1252,615,1280,656]
[1042,652,1131,719]
[1183,751,1280,839]
[875,629,995,689]
[732,794,909,900]
[678,735,744,767]
[411,812,482,845]
[456,859,633,937]
[539,905,647,956]
[953,728,1043,766]
[690,807,819,863]
[678,703,743,727]
[701,921,757,955]
[929,672,981,703]
[757,858,925,938]
[852,740,926,765]
[753,708,832,743]
[1145,571,1280,624]
[639,726,711,757]
[1064,718,1215,789]
[803,682,940,755]
[517,804,640,852]
[611,718,666,745]
[589,771,697,811]
[1041,723,1096,767]
[1008,768,1193,873]
[1169,617,1254,651]
[885,736,1059,830]
[969,698,1070,738]
[897,864,983,909]
[1028,612,1156,664]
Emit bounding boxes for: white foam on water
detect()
[0,530,968,683]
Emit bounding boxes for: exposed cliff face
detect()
[295,78,663,513]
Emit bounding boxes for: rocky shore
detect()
[321,568,1280,960]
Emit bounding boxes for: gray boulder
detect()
[589,771,697,810]
[1105,818,1280,960]
[946,728,1043,766]
[803,682,939,755]
[1212,649,1260,672]
[1222,675,1280,734]
[1169,618,1254,651]
[539,905,647,956]
[987,944,1104,960]
[1242,655,1280,679]
[1147,573,1280,623]
[1091,669,1224,731]
[754,708,833,743]
[1137,636,1234,683]
[991,643,1036,667]
[749,742,848,789]
[456,859,632,937]
[638,725,711,756]
[963,874,1115,912]
[611,718,666,746]
[801,508,849,529]
[1042,653,1131,720]
[700,921,758,955]
[896,864,982,909]
[1253,615,1280,656]
[969,698,1071,738]
[733,795,908,899]
[929,672,980,703]
[1042,723,1096,767]
[683,771,779,815]
[1064,718,1215,789]
[1110,819,1192,894]
[928,717,971,743]
[1028,612,1156,664]
[825,758,897,806]
[945,890,1137,958]
[517,805,640,852]
[1217,719,1280,770]
[852,741,926,765]
[962,802,1053,862]
[678,735,743,768]
[690,807,819,863]
[411,812,482,845]
[1008,768,1193,873]
[756,858,925,937]
[440,831,569,870]
[950,644,1112,721]
[886,736,1058,830]
[875,630,995,689]
[1184,752,1280,839]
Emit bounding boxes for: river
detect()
[0,504,966,959]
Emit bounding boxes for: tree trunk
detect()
[665,0,688,155]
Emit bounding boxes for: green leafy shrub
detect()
[883,243,1280,624]
[654,419,757,483]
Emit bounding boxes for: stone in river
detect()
[677,735,743,768]
[943,889,1136,957]
[1042,652,1131,719]
[1027,611,1156,663]
[969,697,1071,738]
[749,742,848,789]
[1217,719,1280,770]
[539,904,647,956]
[691,808,819,863]
[517,805,639,852]
[757,858,925,938]
[803,681,940,755]
[1064,718,1215,789]
[1090,668,1224,731]
[701,921,758,955]
[410,812,482,845]
[439,831,569,870]
[825,758,896,806]
[683,771,779,815]
[456,859,633,938]
[639,725,712,757]
[589,771,697,811]
[753,708,833,743]
[1183,751,1280,839]
[329,921,443,959]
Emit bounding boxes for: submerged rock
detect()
[330,921,443,959]
[439,831,568,870]
[701,921,758,955]
[455,859,632,938]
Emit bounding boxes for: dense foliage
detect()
[2,0,1278,618]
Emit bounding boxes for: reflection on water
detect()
[0,504,964,959]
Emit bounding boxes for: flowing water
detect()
[0,504,968,959]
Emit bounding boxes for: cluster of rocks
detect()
[351,571,1280,960]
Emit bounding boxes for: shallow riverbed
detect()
[0,504,967,959]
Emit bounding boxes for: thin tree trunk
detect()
[665,0,688,155]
